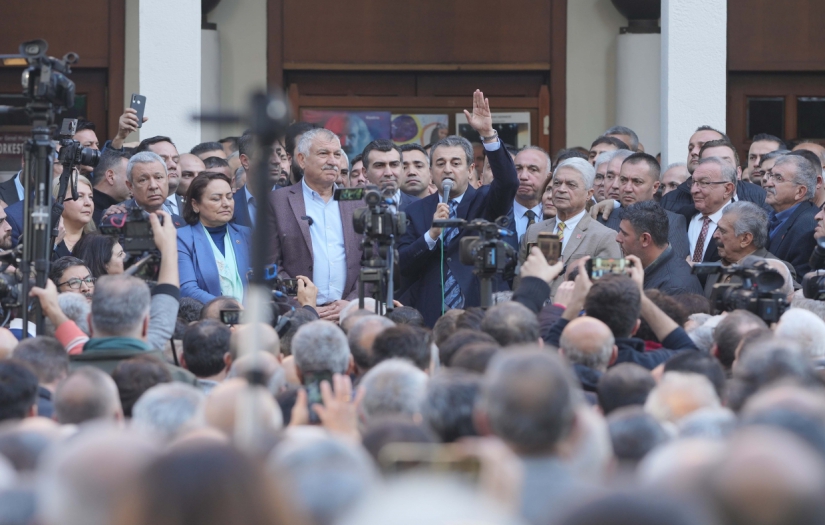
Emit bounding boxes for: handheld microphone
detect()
[442,179,454,204]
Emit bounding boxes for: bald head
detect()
[230,322,280,361]
[347,315,394,374]
[559,317,616,372]
[203,378,282,436]
[644,371,720,424]
[53,368,123,425]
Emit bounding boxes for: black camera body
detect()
[433,217,515,275]
[56,119,99,172]
[692,259,789,323]
[802,237,825,300]
[99,207,159,253]
[17,40,77,110]
[352,187,407,241]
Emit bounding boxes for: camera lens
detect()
[80,147,100,168]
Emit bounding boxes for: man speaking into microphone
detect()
[398,90,519,326]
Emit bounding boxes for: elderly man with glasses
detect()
[688,157,737,266]
[763,154,819,278]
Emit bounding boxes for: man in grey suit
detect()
[266,128,364,322]
[520,158,622,298]
[362,139,419,212]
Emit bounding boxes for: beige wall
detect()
[566,0,625,149]
[123,0,140,143]
[207,0,268,139]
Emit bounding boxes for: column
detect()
[201,27,221,142]
[135,0,202,150]
[661,0,727,166]
[616,32,661,155]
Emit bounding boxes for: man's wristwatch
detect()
[480,129,498,143]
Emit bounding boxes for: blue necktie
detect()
[443,199,464,310]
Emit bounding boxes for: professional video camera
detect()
[802,237,825,300]
[692,258,789,323]
[336,185,405,313]
[432,216,515,308]
[57,119,99,171]
[99,208,164,281]
[0,39,85,334]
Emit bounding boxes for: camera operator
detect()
[72,119,100,176]
[32,210,183,358]
[705,201,796,297]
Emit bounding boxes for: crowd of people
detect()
[0,87,824,525]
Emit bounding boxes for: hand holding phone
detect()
[129,94,147,129]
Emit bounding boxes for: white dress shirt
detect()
[513,200,543,240]
[554,209,586,253]
[688,200,731,261]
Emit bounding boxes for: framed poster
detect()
[301,110,391,161]
[455,111,532,149]
[391,114,449,146]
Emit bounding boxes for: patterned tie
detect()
[557,221,566,243]
[443,199,464,310]
[525,209,537,229]
[692,216,712,263]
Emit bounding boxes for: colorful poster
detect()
[455,112,532,148]
[391,114,449,146]
[301,110,391,161]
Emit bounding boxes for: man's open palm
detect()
[464,90,493,134]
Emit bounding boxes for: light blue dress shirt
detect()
[14,172,23,202]
[302,179,346,304]
[244,186,256,226]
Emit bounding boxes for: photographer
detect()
[53,174,95,258]
[177,172,251,303]
[32,210,182,355]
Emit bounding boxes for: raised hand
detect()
[463,90,495,137]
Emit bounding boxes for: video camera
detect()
[692,258,789,323]
[802,237,825,300]
[336,185,407,241]
[57,118,99,172]
[99,207,160,253]
[14,39,77,110]
[432,217,515,308]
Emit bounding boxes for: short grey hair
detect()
[760,149,792,166]
[605,125,640,150]
[662,162,688,181]
[696,157,737,185]
[560,329,615,372]
[268,431,378,525]
[722,201,769,249]
[291,320,350,374]
[45,292,90,336]
[296,128,339,159]
[553,157,596,190]
[773,154,817,200]
[90,275,151,337]
[131,383,206,440]
[359,358,428,422]
[517,146,552,175]
[595,150,619,169]
[429,136,474,167]
[126,151,166,183]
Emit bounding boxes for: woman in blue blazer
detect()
[178,172,252,304]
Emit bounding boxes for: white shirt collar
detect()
[556,209,586,230]
[439,191,466,205]
[693,199,731,224]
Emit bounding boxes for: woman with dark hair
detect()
[540,175,557,220]
[49,256,95,301]
[177,172,251,303]
[72,233,127,277]
[53,174,96,258]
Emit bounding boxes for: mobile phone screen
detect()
[587,258,631,280]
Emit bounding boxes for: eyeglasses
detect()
[57,276,96,290]
[691,178,730,189]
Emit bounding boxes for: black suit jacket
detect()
[601,206,690,260]
[398,143,519,327]
[643,245,703,295]
[661,177,768,224]
[768,200,818,278]
[0,173,20,206]
[398,191,419,213]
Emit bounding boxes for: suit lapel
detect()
[562,214,590,259]
[287,185,312,255]
[455,184,477,219]
[228,224,250,281]
[339,200,360,259]
[192,225,222,296]
[770,201,811,251]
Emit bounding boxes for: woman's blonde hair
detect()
[54,172,96,233]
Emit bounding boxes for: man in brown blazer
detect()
[266,128,363,321]
[520,157,622,297]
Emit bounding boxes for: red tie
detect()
[692,216,711,263]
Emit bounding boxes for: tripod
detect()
[358,236,397,315]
